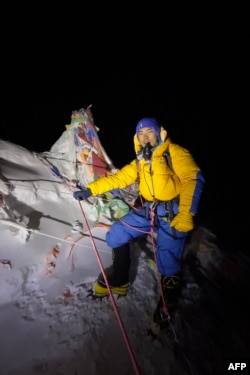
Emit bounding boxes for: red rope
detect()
[77,200,141,375]
[120,204,170,317]
[68,234,85,271]
[150,210,169,317]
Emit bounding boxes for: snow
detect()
[0,132,250,375]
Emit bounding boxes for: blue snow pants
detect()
[106,201,187,277]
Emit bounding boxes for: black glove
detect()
[73,187,92,201]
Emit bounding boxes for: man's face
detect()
[137,128,158,147]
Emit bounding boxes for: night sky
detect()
[1,2,247,253]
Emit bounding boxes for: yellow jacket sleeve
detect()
[87,160,138,196]
[169,143,205,214]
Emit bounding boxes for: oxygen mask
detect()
[142,142,153,161]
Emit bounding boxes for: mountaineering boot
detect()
[92,244,131,297]
[149,274,182,338]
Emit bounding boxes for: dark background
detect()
[1,2,247,253]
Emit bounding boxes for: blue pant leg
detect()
[106,208,150,248]
[156,205,187,276]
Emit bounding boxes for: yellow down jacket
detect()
[87,133,204,215]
